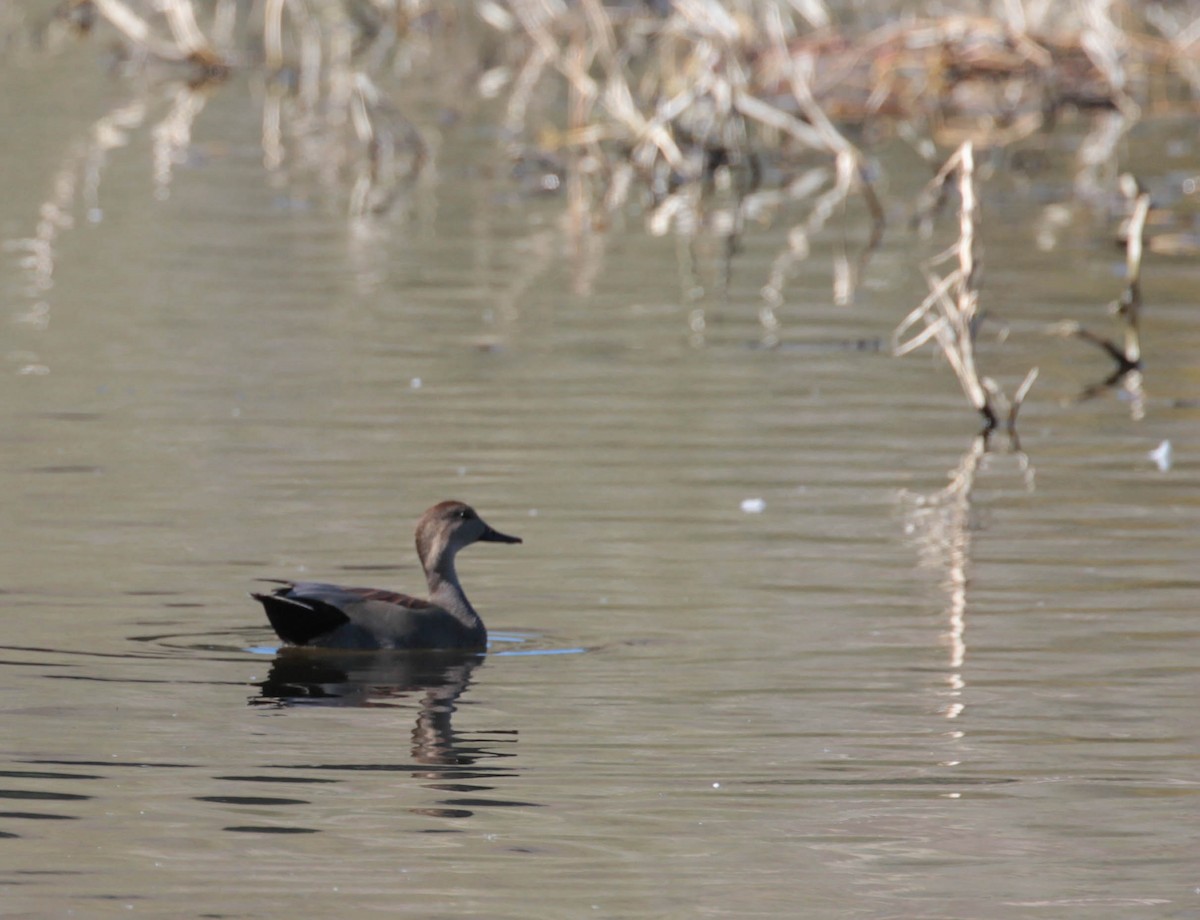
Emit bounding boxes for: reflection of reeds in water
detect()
[11,0,437,313]
[485,0,887,331]
[15,0,1199,358]
[37,0,427,215]
[474,0,1197,319]
[8,96,149,362]
[7,88,214,338]
[257,0,428,217]
[900,432,1035,720]
[901,437,983,719]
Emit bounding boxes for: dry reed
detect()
[15,0,1200,422]
[1052,173,1148,371]
[1048,172,1151,417]
[894,141,1038,434]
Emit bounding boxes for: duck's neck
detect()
[424,552,482,628]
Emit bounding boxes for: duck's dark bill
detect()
[481,526,522,544]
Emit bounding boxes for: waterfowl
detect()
[252,501,521,651]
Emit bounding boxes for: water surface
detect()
[2,54,1199,919]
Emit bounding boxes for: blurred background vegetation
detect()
[5,0,1200,425]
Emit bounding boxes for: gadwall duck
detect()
[252,501,521,651]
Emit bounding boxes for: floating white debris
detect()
[410,377,422,389]
[740,497,766,514]
[1148,440,1172,472]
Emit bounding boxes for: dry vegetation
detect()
[9,0,1200,428]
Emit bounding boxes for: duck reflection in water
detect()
[256,648,501,767]
[255,650,523,816]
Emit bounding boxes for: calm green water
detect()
[2,39,1199,920]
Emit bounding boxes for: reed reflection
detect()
[900,432,1034,722]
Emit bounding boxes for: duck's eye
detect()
[457,508,472,520]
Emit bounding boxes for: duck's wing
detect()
[252,581,436,648]
[252,581,350,646]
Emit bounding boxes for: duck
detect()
[252,500,522,651]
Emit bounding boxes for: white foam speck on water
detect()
[1148,440,1172,472]
[740,497,765,513]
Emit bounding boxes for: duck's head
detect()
[416,500,522,570]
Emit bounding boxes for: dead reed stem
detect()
[1052,172,1149,372]
[1115,174,1150,367]
[91,0,228,77]
[895,141,1037,433]
[1048,173,1149,418]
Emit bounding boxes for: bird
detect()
[252,500,522,651]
